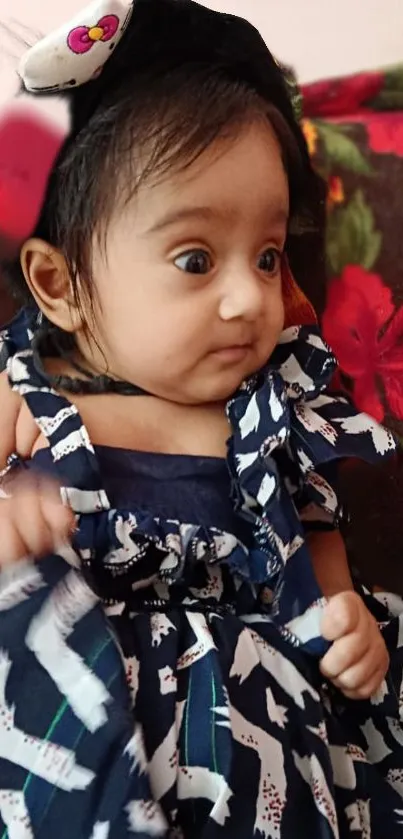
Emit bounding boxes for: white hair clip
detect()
[19,0,134,93]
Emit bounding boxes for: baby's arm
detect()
[307,529,353,596]
[308,529,389,699]
[0,371,74,562]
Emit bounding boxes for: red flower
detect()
[322,265,403,422]
[361,112,403,156]
[302,70,383,119]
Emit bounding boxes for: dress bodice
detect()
[32,445,250,541]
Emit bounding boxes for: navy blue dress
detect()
[1,310,403,839]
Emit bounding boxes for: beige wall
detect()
[0,0,401,123]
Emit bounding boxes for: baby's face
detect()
[84,118,289,404]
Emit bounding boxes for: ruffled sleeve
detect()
[225,325,396,648]
[276,455,340,532]
[227,324,395,523]
[273,325,395,513]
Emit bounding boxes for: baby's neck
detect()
[67,387,230,458]
[43,356,232,458]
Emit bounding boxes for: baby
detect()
[0,1,401,837]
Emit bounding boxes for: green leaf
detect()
[383,65,403,93]
[370,66,403,110]
[369,91,403,111]
[325,190,382,275]
[317,122,373,175]
[361,230,382,270]
[326,210,352,275]
[319,122,354,134]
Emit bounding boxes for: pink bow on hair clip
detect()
[19,0,134,93]
[68,14,120,55]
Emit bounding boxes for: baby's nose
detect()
[219,270,264,322]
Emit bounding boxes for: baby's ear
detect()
[20,238,82,333]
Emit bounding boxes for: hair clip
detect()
[19,0,134,93]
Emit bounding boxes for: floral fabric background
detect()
[302,66,403,592]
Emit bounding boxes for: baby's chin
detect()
[211,349,275,399]
[195,367,256,404]
[137,349,270,405]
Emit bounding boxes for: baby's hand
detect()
[0,476,75,565]
[320,591,389,700]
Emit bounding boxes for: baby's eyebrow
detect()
[146,206,216,234]
[146,203,289,234]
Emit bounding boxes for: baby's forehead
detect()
[127,122,289,233]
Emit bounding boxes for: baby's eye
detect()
[257,248,282,275]
[174,249,211,275]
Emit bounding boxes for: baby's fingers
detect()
[38,482,75,542]
[342,667,388,701]
[330,644,389,699]
[0,509,32,564]
[320,630,369,681]
[0,477,74,565]
[321,591,362,643]
[3,488,56,561]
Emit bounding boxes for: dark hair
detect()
[4,0,326,311]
